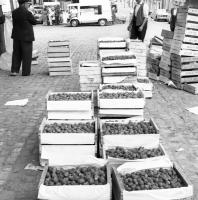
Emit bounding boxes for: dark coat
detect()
[11,6,37,41]
[0,15,5,24]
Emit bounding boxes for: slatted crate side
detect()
[48,61,72,67]
[47,57,71,63]
[47,46,70,53]
[79,75,102,84]
[183,83,198,94]
[102,67,137,76]
[80,83,100,92]
[161,29,174,39]
[102,76,137,84]
[47,52,70,58]
[79,61,101,75]
[39,118,97,145]
[112,164,193,200]
[160,68,171,78]
[148,72,159,81]
[98,41,127,49]
[49,67,72,72]
[48,40,70,47]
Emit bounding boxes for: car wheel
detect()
[70,19,79,27]
[98,19,107,26]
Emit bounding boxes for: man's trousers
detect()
[11,39,33,76]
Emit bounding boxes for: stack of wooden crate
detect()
[100,51,137,84]
[97,37,127,59]
[147,43,163,80]
[159,29,174,83]
[170,6,198,93]
[47,40,72,76]
[127,40,147,77]
[97,89,145,119]
[79,61,101,92]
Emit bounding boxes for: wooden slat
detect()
[183,83,198,94]
[48,62,71,67]
[48,47,70,53]
[48,57,71,63]
[49,67,72,72]
[49,71,72,76]
[48,41,69,47]
[48,52,70,58]
[161,29,174,39]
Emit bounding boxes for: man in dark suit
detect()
[10,0,37,76]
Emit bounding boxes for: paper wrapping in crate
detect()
[112,158,193,200]
[38,159,111,200]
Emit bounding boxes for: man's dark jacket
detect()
[11,6,37,41]
[0,15,5,24]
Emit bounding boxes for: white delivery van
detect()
[67,0,113,27]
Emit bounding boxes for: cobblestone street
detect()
[0,18,198,200]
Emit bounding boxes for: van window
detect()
[80,6,102,15]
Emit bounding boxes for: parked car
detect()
[151,9,169,22]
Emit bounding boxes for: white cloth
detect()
[134,1,149,18]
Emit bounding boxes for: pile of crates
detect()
[47,40,72,76]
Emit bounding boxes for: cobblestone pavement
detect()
[0,19,198,200]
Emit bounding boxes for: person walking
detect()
[10,0,37,76]
[55,5,61,25]
[170,7,177,32]
[127,0,149,42]
[42,6,48,26]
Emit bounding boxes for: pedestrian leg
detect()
[138,22,148,42]
[11,40,22,73]
[21,41,33,76]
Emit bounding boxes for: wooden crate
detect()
[38,163,111,200]
[148,72,159,81]
[159,61,171,72]
[48,40,70,47]
[103,144,168,163]
[98,108,144,118]
[160,68,171,79]
[39,144,97,166]
[100,118,159,149]
[161,29,174,39]
[39,118,97,145]
[183,83,198,94]
[48,40,72,76]
[80,83,100,92]
[79,60,100,75]
[98,91,145,109]
[46,91,93,111]
[46,91,94,120]
[102,76,137,84]
[112,163,193,200]
[171,72,198,83]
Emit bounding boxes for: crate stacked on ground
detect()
[126,40,147,77]
[97,37,127,59]
[79,61,101,92]
[97,88,145,119]
[47,40,72,76]
[111,159,193,200]
[99,118,168,163]
[147,39,163,80]
[159,29,174,83]
[99,78,153,100]
[39,118,97,166]
[46,91,94,120]
[32,49,39,65]
[100,51,137,84]
[38,162,112,200]
[170,6,198,93]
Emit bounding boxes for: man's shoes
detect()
[10,72,19,76]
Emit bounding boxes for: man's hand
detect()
[138,25,143,31]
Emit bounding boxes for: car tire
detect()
[70,19,79,27]
[98,19,107,26]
